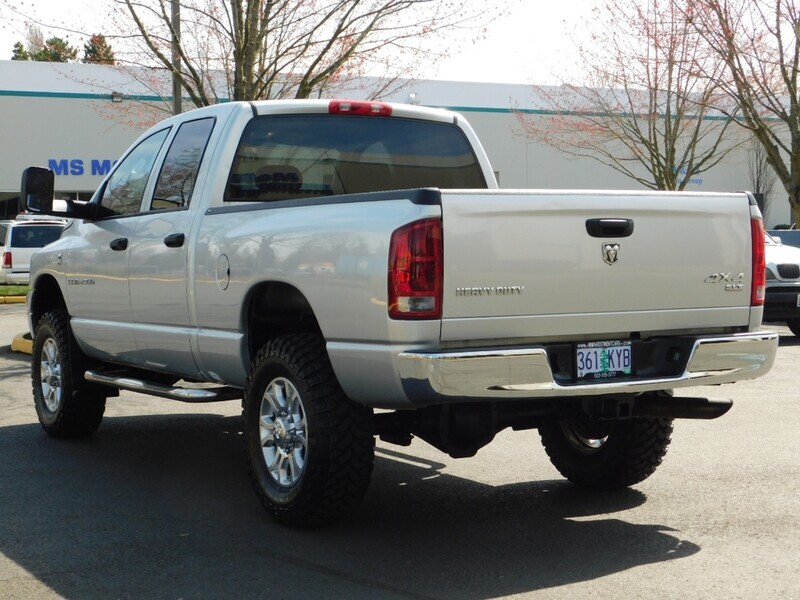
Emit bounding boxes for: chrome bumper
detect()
[396,332,779,402]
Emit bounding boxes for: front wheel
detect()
[32,310,106,438]
[243,334,374,527]
[538,413,673,489]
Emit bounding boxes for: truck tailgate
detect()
[440,190,754,342]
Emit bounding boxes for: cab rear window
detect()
[225,115,487,202]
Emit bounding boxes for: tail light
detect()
[388,218,442,319]
[751,216,766,306]
[1,252,10,269]
[329,100,392,116]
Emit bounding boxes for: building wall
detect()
[0,60,169,212]
[0,60,792,226]
[0,95,139,196]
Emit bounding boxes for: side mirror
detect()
[20,166,94,220]
[21,166,55,213]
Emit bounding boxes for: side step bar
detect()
[85,370,242,403]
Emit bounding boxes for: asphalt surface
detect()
[1,302,798,599]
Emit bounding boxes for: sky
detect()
[0,0,594,86]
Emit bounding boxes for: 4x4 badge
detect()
[602,243,620,265]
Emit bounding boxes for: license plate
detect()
[576,341,632,379]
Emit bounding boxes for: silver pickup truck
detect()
[22,99,778,526]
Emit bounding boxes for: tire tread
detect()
[32,310,105,438]
[539,416,673,489]
[243,334,374,527]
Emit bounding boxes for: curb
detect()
[11,332,32,355]
[0,296,26,304]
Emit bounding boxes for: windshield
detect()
[225,115,487,202]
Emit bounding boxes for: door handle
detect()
[164,233,185,248]
[109,237,128,251]
[586,218,634,238]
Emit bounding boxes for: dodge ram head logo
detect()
[602,243,620,265]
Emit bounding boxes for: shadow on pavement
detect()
[0,414,699,599]
[0,344,31,367]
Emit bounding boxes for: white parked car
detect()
[0,220,10,283]
[0,219,66,285]
[764,232,800,335]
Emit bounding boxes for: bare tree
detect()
[108,0,494,107]
[25,23,45,55]
[514,0,740,191]
[688,0,800,224]
[748,137,777,220]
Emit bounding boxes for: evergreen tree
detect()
[83,34,115,65]
[31,37,79,62]
[11,42,29,61]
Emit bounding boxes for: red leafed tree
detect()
[514,0,740,191]
[111,0,495,107]
[688,0,800,224]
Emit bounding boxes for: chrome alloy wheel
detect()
[259,377,308,487]
[40,337,63,413]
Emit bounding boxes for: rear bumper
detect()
[396,332,778,403]
[4,271,30,285]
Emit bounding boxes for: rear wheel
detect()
[538,413,673,489]
[243,334,374,527]
[32,310,106,438]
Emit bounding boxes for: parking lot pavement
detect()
[1,301,27,344]
[1,302,799,599]
[0,300,31,353]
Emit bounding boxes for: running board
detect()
[84,370,242,403]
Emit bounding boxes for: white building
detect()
[0,59,789,226]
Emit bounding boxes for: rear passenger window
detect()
[150,117,215,211]
[225,115,486,202]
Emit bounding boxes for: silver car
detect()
[764,232,800,334]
